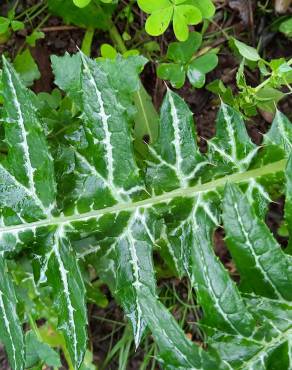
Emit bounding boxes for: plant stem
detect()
[25,3,48,24]
[28,314,42,341]
[15,1,44,20]
[81,28,95,56]
[35,12,50,30]
[0,159,287,233]
[109,23,127,54]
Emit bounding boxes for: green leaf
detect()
[1,55,55,222]
[51,52,82,104]
[223,183,292,300]
[7,9,15,21]
[13,49,41,87]
[0,256,24,370]
[137,0,171,13]
[100,43,118,59]
[85,281,108,308]
[191,211,255,336]
[91,209,158,347]
[123,49,140,57]
[234,38,261,61]
[97,55,147,96]
[256,86,284,113]
[79,350,97,370]
[191,52,218,73]
[279,17,292,37]
[46,231,87,368]
[26,31,45,47]
[167,31,202,64]
[0,17,10,34]
[1,52,292,370]
[145,6,173,36]
[187,53,218,88]
[25,330,61,368]
[210,296,292,368]
[139,0,206,41]
[285,155,292,253]
[147,89,206,193]
[264,110,292,155]
[173,5,202,41]
[133,84,159,154]
[157,63,186,88]
[0,56,86,368]
[48,0,115,30]
[73,0,92,8]
[137,286,224,369]
[0,70,3,104]
[174,0,188,4]
[189,0,215,18]
[11,20,24,32]
[208,103,258,172]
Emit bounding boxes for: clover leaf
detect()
[157,63,186,88]
[72,0,114,7]
[167,31,202,63]
[187,52,218,87]
[157,31,218,88]
[73,0,92,7]
[138,0,215,41]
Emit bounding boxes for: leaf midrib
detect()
[0,159,286,234]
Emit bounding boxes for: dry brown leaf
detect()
[275,0,292,13]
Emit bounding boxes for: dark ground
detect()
[0,0,292,369]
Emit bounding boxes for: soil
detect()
[0,0,292,368]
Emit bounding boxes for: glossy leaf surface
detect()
[0,53,292,369]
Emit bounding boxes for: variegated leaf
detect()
[223,183,292,301]
[0,256,24,370]
[285,155,292,254]
[45,228,87,367]
[1,52,292,370]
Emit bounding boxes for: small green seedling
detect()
[137,0,215,41]
[0,10,24,43]
[13,49,41,87]
[99,43,139,59]
[208,39,292,117]
[157,31,218,88]
[25,331,61,369]
[26,30,45,47]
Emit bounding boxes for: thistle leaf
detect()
[0,256,24,370]
[46,229,87,368]
[285,155,292,253]
[223,183,292,300]
[1,53,292,369]
[147,89,206,193]
[191,211,255,336]
[137,285,224,370]
[1,56,55,223]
